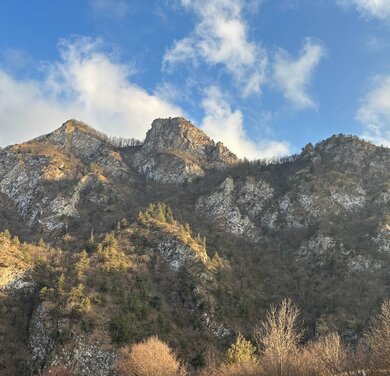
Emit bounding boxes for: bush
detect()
[116,336,186,376]
[109,313,133,344]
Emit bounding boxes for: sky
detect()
[1,0,390,159]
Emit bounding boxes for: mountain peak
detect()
[40,120,111,159]
[297,134,389,168]
[133,117,238,183]
[57,119,107,139]
[144,117,217,152]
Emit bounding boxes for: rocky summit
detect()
[0,118,390,375]
[133,117,238,183]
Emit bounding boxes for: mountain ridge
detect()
[0,117,390,375]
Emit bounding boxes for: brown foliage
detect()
[116,336,186,376]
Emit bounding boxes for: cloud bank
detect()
[200,86,290,159]
[0,36,182,146]
[0,36,289,159]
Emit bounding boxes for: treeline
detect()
[45,299,390,376]
[108,136,143,148]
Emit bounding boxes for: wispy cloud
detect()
[89,0,130,19]
[0,36,182,146]
[200,86,290,159]
[1,48,32,72]
[338,0,390,22]
[273,38,325,109]
[357,74,390,146]
[164,0,268,96]
[364,36,390,52]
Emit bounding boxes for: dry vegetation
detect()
[78,298,390,376]
[197,299,390,376]
[116,336,186,376]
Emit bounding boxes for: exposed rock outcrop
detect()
[133,117,238,183]
[50,339,117,376]
[29,304,54,369]
[196,177,259,239]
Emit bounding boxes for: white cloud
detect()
[89,0,130,19]
[273,38,325,109]
[164,0,268,96]
[0,36,182,146]
[338,0,390,21]
[357,75,390,146]
[200,86,290,159]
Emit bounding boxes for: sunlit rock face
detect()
[41,120,109,160]
[0,120,132,234]
[133,117,238,183]
[0,119,389,243]
[196,177,261,239]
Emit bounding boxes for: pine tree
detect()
[75,250,89,281]
[226,333,256,364]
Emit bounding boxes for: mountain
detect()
[0,118,389,375]
[133,117,238,183]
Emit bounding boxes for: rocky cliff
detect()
[0,119,389,376]
[133,117,238,183]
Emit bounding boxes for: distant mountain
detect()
[0,118,389,375]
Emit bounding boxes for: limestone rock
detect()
[29,304,54,368]
[196,177,259,239]
[50,338,117,376]
[133,117,238,183]
[158,239,200,270]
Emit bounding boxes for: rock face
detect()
[158,239,202,270]
[40,120,110,160]
[196,177,261,239]
[0,120,132,234]
[1,119,390,374]
[50,339,117,376]
[29,305,54,369]
[0,118,238,234]
[133,117,238,183]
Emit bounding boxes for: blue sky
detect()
[1,0,390,158]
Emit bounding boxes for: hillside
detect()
[0,118,389,375]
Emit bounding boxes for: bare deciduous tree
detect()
[365,299,390,372]
[254,299,302,376]
[301,333,348,376]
